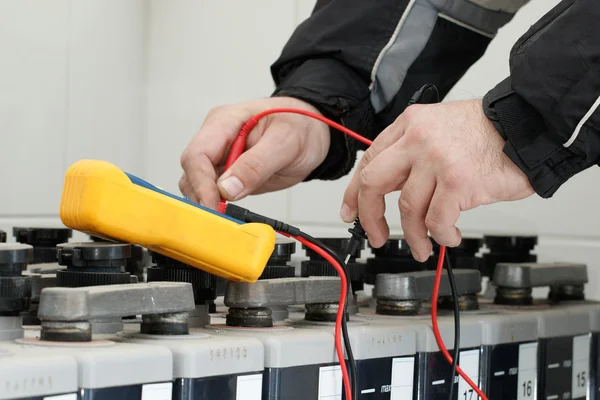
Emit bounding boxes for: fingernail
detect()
[340,203,357,222]
[219,176,244,199]
[411,248,424,262]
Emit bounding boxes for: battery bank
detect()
[0,342,78,400]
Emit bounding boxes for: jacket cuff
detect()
[483,77,594,198]
[271,58,374,181]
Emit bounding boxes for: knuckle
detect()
[180,149,190,169]
[237,156,263,184]
[403,103,423,119]
[426,145,445,163]
[361,149,374,165]
[424,214,442,233]
[178,176,187,194]
[358,148,377,170]
[205,105,225,119]
[404,126,427,146]
[398,194,414,217]
[359,167,374,190]
[442,168,465,190]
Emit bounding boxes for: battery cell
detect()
[117,329,265,400]
[204,323,339,400]
[7,339,173,400]
[0,343,78,400]
[287,317,418,399]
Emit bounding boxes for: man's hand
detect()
[180,96,330,209]
[340,100,534,261]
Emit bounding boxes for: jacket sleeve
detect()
[483,0,600,198]
[271,0,529,181]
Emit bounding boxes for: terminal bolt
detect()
[141,312,189,335]
[438,294,479,311]
[494,287,533,306]
[305,303,343,322]
[40,321,92,342]
[548,284,585,302]
[375,299,422,316]
[226,307,273,328]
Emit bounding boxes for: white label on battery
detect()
[517,342,537,400]
[44,395,77,400]
[236,374,263,400]
[571,334,591,399]
[458,349,480,400]
[390,356,415,400]
[318,365,343,400]
[141,382,172,400]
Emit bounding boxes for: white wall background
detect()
[2,0,600,296]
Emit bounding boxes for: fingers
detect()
[216,119,299,201]
[425,185,462,248]
[180,109,245,208]
[181,153,221,209]
[355,142,412,247]
[341,119,408,222]
[398,166,436,261]
[178,174,193,199]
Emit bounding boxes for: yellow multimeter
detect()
[59,159,276,282]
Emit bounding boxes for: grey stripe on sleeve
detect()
[368,0,530,113]
[369,0,438,113]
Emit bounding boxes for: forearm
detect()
[483,0,600,198]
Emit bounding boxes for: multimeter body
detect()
[59,159,276,282]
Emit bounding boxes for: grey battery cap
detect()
[0,244,33,315]
[56,242,131,287]
[365,235,429,283]
[432,236,483,254]
[267,238,296,264]
[374,269,482,301]
[0,243,33,267]
[147,251,216,304]
[369,235,412,257]
[13,227,73,245]
[483,234,537,251]
[13,227,73,264]
[303,237,365,260]
[493,262,588,288]
[56,242,131,267]
[261,238,297,279]
[224,277,341,308]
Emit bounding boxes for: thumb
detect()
[217,124,295,200]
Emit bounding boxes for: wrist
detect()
[482,78,594,198]
[270,58,375,182]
